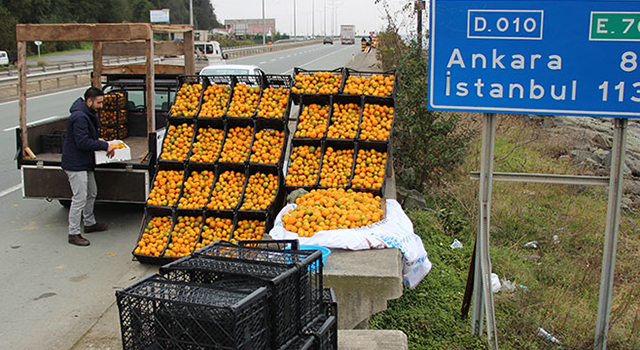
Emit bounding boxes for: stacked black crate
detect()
[116,273,271,350]
[159,240,329,349]
[100,91,128,141]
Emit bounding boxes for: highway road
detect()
[0,43,361,350]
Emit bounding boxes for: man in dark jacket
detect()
[62,87,114,246]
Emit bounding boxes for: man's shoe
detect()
[69,234,90,246]
[84,222,108,233]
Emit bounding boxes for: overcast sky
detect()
[210,0,421,37]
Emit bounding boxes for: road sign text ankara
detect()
[429,0,640,118]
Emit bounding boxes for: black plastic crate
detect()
[196,241,324,330]
[237,239,300,251]
[218,119,255,165]
[197,211,235,249]
[256,75,294,125]
[170,75,205,120]
[284,139,323,193]
[206,163,248,214]
[226,75,262,119]
[317,141,356,190]
[302,315,337,350]
[188,118,225,165]
[103,90,128,110]
[325,95,363,142]
[340,68,396,99]
[238,166,284,218]
[146,162,186,209]
[356,96,396,143]
[40,130,65,153]
[321,288,337,319]
[100,124,128,141]
[132,207,175,265]
[116,274,270,350]
[278,335,315,350]
[162,210,205,258]
[292,95,332,141]
[158,118,196,165]
[248,120,288,167]
[198,75,234,119]
[349,141,391,198]
[160,253,299,349]
[175,164,217,210]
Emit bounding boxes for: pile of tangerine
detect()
[282,188,383,237]
[292,71,342,94]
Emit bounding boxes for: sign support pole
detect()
[594,118,627,350]
[471,113,499,349]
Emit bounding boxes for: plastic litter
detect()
[536,327,562,345]
[552,235,560,244]
[491,273,501,293]
[450,239,463,249]
[500,278,516,293]
[524,240,539,249]
[519,285,530,292]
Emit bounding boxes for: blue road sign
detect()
[429,0,640,118]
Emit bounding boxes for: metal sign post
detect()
[472,113,499,349]
[429,1,640,348]
[595,118,628,349]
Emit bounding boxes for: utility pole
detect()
[189,0,194,27]
[312,0,315,38]
[262,0,266,45]
[324,0,327,36]
[293,0,297,39]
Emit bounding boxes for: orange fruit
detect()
[147,170,184,207]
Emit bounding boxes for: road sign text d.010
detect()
[429,0,640,118]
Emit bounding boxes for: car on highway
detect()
[0,50,9,66]
[199,64,264,76]
[323,37,333,45]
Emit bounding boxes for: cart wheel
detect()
[58,200,71,208]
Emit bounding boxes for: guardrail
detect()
[1,56,146,77]
[0,41,322,101]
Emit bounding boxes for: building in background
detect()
[225,19,276,38]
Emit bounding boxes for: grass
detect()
[371,115,640,349]
[26,42,93,60]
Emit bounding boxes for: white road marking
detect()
[4,115,64,132]
[0,184,22,198]
[259,61,267,64]
[0,86,86,107]
[279,45,354,75]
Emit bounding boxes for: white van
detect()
[0,51,9,66]
[194,41,228,64]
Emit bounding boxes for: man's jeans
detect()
[65,170,97,236]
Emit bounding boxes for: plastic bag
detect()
[270,199,432,289]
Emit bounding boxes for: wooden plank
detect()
[183,30,195,75]
[151,24,193,33]
[102,41,185,57]
[18,41,29,158]
[101,64,188,75]
[92,42,103,88]
[16,23,151,42]
[146,33,156,134]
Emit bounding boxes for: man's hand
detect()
[106,143,115,158]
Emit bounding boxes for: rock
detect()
[593,134,612,149]
[396,186,427,210]
[558,155,571,162]
[521,254,541,261]
[591,149,609,166]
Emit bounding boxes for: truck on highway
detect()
[14,23,197,205]
[340,25,356,45]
